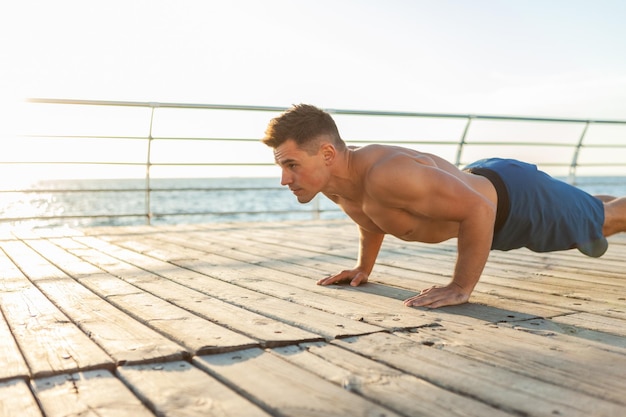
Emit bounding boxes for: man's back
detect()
[325,144,498,243]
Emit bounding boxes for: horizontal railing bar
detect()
[0,187,283,194]
[0,188,144,193]
[0,161,147,166]
[458,162,626,169]
[138,162,274,167]
[26,98,287,113]
[462,142,626,148]
[26,98,626,125]
[20,134,147,141]
[10,160,626,169]
[4,160,624,172]
[0,161,275,167]
[17,134,626,149]
[328,109,626,125]
[576,143,626,148]
[458,162,569,167]
[564,162,626,167]
[152,137,261,142]
[20,134,264,142]
[0,209,343,223]
[347,140,461,145]
[350,140,579,147]
[151,209,342,218]
[0,213,149,223]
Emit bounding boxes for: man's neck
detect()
[322,148,362,201]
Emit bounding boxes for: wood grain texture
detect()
[1,220,624,416]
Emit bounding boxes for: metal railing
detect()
[2,98,626,227]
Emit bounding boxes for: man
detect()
[262,104,626,308]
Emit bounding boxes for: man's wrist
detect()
[451,281,465,290]
[450,280,472,293]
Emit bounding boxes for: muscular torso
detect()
[325,145,497,243]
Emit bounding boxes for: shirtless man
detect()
[262,104,626,308]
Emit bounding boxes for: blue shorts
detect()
[464,158,607,257]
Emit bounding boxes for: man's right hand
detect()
[317,268,369,287]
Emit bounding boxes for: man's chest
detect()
[337,197,459,243]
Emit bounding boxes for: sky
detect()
[1,0,626,180]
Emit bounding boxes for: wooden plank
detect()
[484,237,626,270]
[395,321,626,406]
[144,222,626,342]
[107,234,518,330]
[81,271,319,348]
[36,280,195,361]
[0,309,30,381]
[552,312,626,337]
[225,221,625,304]
[0,242,113,377]
[168,231,571,327]
[151,230,577,323]
[272,343,515,417]
[501,318,626,349]
[0,252,31,381]
[106,224,622,326]
[375,237,626,307]
[32,370,154,417]
[271,220,626,273]
[0,284,112,378]
[110,291,260,354]
[361,243,624,305]
[0,379,43,417]
[117,361,272,417]
[194,348,404,417]
[71,235,383,340]
[214,232,575,315]
[27,238,260,355]
[125,234,437,330]
[333,332,626,417]
[46,236,319,346]
[4,240,189,364]
[318,248,614,317]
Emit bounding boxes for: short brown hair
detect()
[262,104,346,154]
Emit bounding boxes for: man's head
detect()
[262,104,346,154]
[263,104,346,204]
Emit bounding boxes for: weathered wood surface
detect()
[1,219,625,416]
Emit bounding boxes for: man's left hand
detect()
[404,283,470,308]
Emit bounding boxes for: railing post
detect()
[568,121,591,185]
[145,104,158,225]
[455,116,473,167]
[312,195,321,220]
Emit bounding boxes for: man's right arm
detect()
[317,226,385,287]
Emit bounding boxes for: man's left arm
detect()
[369,160,496,308]
[404,199,494,308]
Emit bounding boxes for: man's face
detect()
[273,139,329,204]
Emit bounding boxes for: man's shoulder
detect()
[364,149,434,178]
[361,154,430,200]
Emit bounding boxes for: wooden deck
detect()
[1,219,625,417]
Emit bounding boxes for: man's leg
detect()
[603,197,626,237]
[595,195,618,203]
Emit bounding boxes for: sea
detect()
[0,177,345,230]
[1,176,625,230]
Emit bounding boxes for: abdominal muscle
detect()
[362,204,460,243]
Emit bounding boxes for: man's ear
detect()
[320,143,336,165]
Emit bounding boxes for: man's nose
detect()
[280,169,292,186]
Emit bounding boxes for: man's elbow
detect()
[473,198,497,228]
